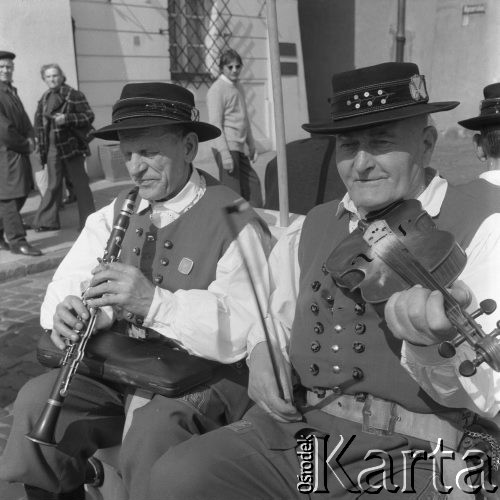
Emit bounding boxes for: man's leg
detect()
[0,196,27,244]
[120,364,252,500]
[215,149,242,195]
[0,370,124,494]
[148,405,303,500]
[62,155,95,230]
[238,152,263,208]
[33,148,62,230]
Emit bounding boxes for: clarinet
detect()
[26,187,139,446]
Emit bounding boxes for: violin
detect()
[326,199,500,377]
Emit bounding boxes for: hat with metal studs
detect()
[302,62,459,135]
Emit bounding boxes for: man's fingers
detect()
[449,280,473,309]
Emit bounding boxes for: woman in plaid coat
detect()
[33,63,95,232]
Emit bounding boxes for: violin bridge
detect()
[362,220,392,247]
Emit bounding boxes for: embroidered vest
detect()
[289,180,500,414]
[112,173,262,324]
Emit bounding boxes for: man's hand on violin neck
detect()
[384,282,472,346]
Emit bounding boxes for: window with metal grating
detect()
[168,0,232,88]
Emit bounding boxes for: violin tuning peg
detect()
[459,359,478,377]
[459,352,487,377]
[438,341,456,359]
[471,299,497,319]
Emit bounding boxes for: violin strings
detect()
[372,235,475,336]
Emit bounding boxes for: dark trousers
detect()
[0,195,27,244]
[216,150,263,208]
[34,145,95,231]
[148,405,449,500]
[0,364,251,500]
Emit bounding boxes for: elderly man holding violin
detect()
[146,62,500,499]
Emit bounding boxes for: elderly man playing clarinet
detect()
[146,62,500,499]
[0,82,271,500]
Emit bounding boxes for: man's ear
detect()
[422,125,438,166]
[183,132,199,163]
[472,133,487,161]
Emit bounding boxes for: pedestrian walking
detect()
[207,49,263,207]
[33,63,95,233]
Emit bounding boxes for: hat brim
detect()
[302,101,459,135]
[93,117,221,142]
[458,114,500,131]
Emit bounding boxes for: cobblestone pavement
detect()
[0,270,53,500]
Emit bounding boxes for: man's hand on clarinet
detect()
[83,261,155,318]
[51,295,112,350]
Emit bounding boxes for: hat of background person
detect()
[0,51,15,60]
[94,82,221,142]
[458,83,500,130]
[302,62,459,135]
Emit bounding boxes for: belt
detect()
[306,390,474,451]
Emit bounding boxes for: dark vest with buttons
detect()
[289,179,500,414]
[113,172,262,308]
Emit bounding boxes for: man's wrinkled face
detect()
[335,117,434,215]
[119,126,197,202]
[43,68,64,90]
[0,59,14,84]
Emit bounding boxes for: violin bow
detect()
[224,199,288,401]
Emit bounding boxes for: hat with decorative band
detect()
[458,83,500,130]
[0,51,15,60]
[302,62,459,135]
[93,82,221,142]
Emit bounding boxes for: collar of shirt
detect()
[136,168,206,228]
[0,81,14,93]
[480,170,500,186]
[220,74,235,86]
[336,168,448,232]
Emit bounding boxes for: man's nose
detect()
[129,153,148,174]
[353,150,375,172]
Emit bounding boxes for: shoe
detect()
[0,239,9,251]
[34,226,60,232]
[10,242,43,256]
[85,456,104,488]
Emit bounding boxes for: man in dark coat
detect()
[0,50,41,256]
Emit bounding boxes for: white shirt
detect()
[40,169,271,364]
[251,172,500,417]
[480,170,500,186]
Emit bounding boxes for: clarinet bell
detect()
[25,399,61,446]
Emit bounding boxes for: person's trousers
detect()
[34,146,95,231]
[0,370,125,494]
[0,363,251,500]
[0,195,28,244]
[217,150,263,208]
[148,405,450,500]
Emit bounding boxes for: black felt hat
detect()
[458,83,500,130]
[0,51,15,60]
[302,62,459,135]
[94,82,221,142]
